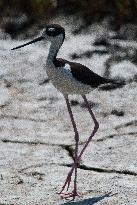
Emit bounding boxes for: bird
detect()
[11,24,124,200]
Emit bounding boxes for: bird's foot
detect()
[60,189,80,200]
[59,167,74,194]
[59,158,80,194]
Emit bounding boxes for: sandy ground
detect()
[0,20,137,205]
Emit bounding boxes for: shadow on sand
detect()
[60,192,117,205]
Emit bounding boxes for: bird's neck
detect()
[47,35,64,64]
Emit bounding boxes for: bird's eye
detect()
[46,25,65,37]
[48,28,55,32]
[46,27,56,36]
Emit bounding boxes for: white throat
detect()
[47,34,64,62]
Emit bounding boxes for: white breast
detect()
[46,61,92,95]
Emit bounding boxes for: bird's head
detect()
[11,24,65,50]
[42,24,65,41]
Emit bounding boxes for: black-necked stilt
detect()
[11,24,123,200]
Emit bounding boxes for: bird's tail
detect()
[99,78,126,91]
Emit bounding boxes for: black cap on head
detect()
[46,24,65,37]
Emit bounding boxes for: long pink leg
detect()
[60,95,99,199]
[78,95,99,159]
[60,95,80,198]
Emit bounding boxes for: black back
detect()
[54,58,111,88]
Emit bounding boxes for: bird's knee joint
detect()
[95,121,99,130]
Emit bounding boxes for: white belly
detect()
[46,63,92,95]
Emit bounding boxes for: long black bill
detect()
[11,36,44,50]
